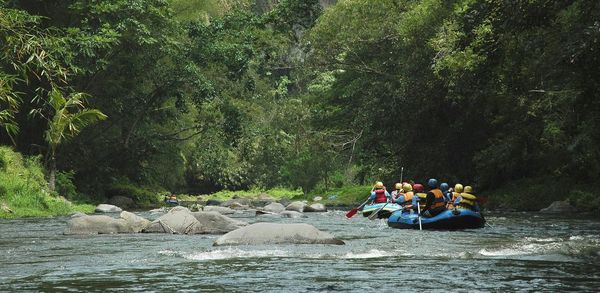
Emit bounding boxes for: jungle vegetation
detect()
[1,0,599,212]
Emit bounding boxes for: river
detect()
[1,210,599,292]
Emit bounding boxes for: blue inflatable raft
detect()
[164,199,179,205]
[361,203,401,219]
[387,208,485,229]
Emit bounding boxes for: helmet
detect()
[394,183,402,190]
[402,183,413,192]
[427,178,438,188]
[413,183,424,192]
[454,184,464,193]
[374,181,384,189]
[464,186,473,193]
[440,183,449,192]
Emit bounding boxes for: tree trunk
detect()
[48,155,56,191]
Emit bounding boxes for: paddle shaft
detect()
[416,198,422,230]
[368,201,388,220]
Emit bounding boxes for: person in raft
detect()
[391,182,404,203]
[369,181,391,204]
[421,178,447,217]
[396,183,416,210]
[453,185,480,212]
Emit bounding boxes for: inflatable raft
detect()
[387,208,485,229]
[361,203,401,219]
[164,198,179,205]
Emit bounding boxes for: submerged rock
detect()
[280,210,306,218]
[213,222,345,246]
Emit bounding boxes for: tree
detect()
[0,6,70,143]
[43,89,106,191]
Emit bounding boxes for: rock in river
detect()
[261,202,286,213]
[304,203,327,212]
[64,211,149,235]
[285,201,307,212]
[213,222,345,246]
[144,207,246,234]
[540,201,575,213]
[203,206,235,215]
[95,204,122,213]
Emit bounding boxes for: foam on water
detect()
[479,235,600,259]
[342,249,393,259]
[183,247,291,261]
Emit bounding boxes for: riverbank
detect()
[2,142,597,218]
[0,147,94,219]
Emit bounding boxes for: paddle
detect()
[345,198,370,219]
[368,201,388,220]
[416,197,422,230]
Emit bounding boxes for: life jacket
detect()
[399,191,415,209]
[374,189,387,203]
[447,191,461,208]
[415,192,427,209]
[428,189,446,209]
[456,192,477,209]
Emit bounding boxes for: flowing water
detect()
[1,210,599,292]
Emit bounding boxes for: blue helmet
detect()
[427,178,438,188]
[440,183,449,192]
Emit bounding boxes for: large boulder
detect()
[262,202,286,213]
[143,207,246,234]
[120,211,150,232]
[203,206,235,215]
[285,201,306,212]
[191,211,248,234]
[95,204,122,213]
[540,201,575,213]
[143,208,203,234]
[278,198,291,207]
[64,212,149,235]
[304,203,327,212]
[213,223,344,246]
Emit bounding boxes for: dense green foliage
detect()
[1,0,599,211]
[0,146,94,218]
